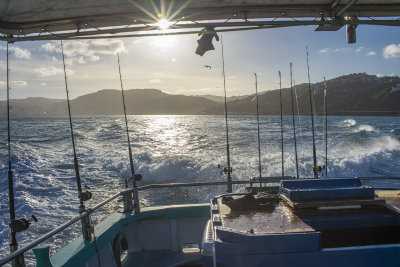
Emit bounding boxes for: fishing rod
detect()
[293,80,306,155]
[60,41,93,241]
[279,71,284,178]
[6,41,24,267]
[116,53,141,213]
[306,46,319,178]
[220,35,233,193]
[254,73,262,188]
[323,77,328,177]
[6,41,17,258]
[290,63,299,179]
[6,42,38,267]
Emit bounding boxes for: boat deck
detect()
[217,195,315,234]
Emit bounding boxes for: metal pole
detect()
[221,35,232,192]
[306,46,318,178]
[60,41,92,241]
[254,73,262,188]
[290,63,299,178]
[279,71,284,178]
[117,53,139,213]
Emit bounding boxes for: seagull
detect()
[204,65,212,70]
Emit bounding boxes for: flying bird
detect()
[204,65,212,70]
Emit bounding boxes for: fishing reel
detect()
[313,165,326,176]
[125,174,143,188]
[80,190,93,202]
[218,164,232,175]
[10,215,38,233]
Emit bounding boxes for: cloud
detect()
[34,66,74,77]
[0,45,31,59]
[12,47,31,59]
[0,80,28,87]
[40,82,47,86]
[383,44,400,58]
[63,40,126,57]
[334,48,350,53]
[89,55,100,62]
[355,47,364,53]
[366,51,377,56]
[376,73,397,77]
[41,42,60,53]
[319,48,329,53]
[149,79,162,84]
[171,57,176,62]
[55,40,126,65]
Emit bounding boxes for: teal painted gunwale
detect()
[49,203,210,267]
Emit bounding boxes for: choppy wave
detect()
[340,118,357,127]
[1,115,400,265]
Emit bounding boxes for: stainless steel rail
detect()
[136,176,292,191]
[0,190,126,266]
[1,176,399,266]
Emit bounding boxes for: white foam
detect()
[356,124,377,132]
[340,119,357,127]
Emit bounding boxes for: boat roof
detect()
[0,0,399,41]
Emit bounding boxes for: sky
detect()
[0,24,399,100]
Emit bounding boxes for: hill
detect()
[219,73,400,116]
[1,73,399,116]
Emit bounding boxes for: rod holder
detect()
[80,213,93,241]
[122,190,134,213]
[10,244,24,267]
[133,186,141,213]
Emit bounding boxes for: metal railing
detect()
[1,176,400,266]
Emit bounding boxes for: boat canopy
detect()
[0,0,399,41]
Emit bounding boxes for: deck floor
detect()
[218,195,315,234]
[376,190,400,211]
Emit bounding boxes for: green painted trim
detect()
[50,204,210,267]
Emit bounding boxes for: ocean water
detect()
[1,115,400,265]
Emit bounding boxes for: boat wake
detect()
[1,115,400,264]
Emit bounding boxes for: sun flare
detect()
[157,18,172,30]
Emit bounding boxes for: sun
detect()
[157,18,172,30]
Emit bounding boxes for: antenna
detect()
[117,53,141,213]
[254,73,262,188]
[279,71,284,178]
[306,46,318,178]
[221,35,233,192]
[290,63,299,179]
[60,41,93,241]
